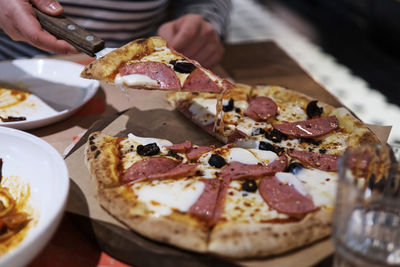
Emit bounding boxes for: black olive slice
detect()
[252,128,265,136]
[258,141,275,152]
[170,60,196,74]
[137,143,160,156]
[286,162,304,174]
[208,154,226,168]
[306,100,323,118]
[222,99,234,112]
[265,129,287,143]
[235,107,241,113]
[242,179,257,193]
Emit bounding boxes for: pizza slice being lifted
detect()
[80,37,234,93]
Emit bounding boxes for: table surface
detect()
[24,41,336,267]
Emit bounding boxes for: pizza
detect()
[83,83,380,258]
[167,84,379,154]
[80,36,233,93]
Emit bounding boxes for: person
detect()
[0,0,231,67]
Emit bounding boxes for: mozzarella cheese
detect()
[222,180,288,223]
[132,179,205,217]
[295,168,337,207]
[115,74,158,87]
[275,172,308,196]
[227,147,259,165]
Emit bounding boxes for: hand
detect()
[158,14,224,68]
[0,0,77,54]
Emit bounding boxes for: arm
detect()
[158,0,232,67]
[0,0,76,54]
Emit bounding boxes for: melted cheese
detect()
[115,73,158,87]
[132,179,205,217]
[222,180,288,223]
[249,149,278,164]
[227,147,259,164]
[295,168,337,207]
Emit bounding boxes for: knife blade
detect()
[34,8,114,58]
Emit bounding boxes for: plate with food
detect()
[0,126,69,266]
[0,58,99,130]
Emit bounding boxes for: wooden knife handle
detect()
[34,8,104,57]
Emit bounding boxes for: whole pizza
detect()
[84,82,379,258]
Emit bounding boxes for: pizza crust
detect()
[81,37,166,82]
[84,132,121,189]
[98,185,209,253]
[208,208,332,258]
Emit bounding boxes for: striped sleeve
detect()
[169,0,232,36]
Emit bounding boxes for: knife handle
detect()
[34,8,104,57]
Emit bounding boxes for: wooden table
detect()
[25,41,337,267]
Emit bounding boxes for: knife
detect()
[34,8,114,58]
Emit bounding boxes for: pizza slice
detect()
[167,84,379,153]
[85,130,341,257]
[80,37,234,93]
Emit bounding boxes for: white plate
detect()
[0,58,99,130]
[0,126,69,266]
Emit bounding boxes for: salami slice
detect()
[259,176,316,216]
[182,68,221,92]
[189,178,221,225]
[122,157,197,183]
[187,146,213,161]
[165,141,193,153]
[211,175,231,225]
[287,149,339,172]
[272,116,339,138]
[221,155,288,180]
[227,129,247,143]
[244,96,278,121]
[119,61,181,89]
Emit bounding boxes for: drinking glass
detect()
[333,144,400,267]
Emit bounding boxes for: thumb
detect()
[30,0,64,16]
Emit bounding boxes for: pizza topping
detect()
[0,158,2,183]
[259,176,316,216]
[227,147,259,165]
[244,96,277,121]
[242,179,258,193]
[306,100,323,118]
[265,129,287,143]
[272,116,339,138]
[165,140,192,153]
[285,162,304,174]
[221,154,288,180]
[118,62,181,89]
[137,143,160,156]
[169,60,196,74]
[122,157,198,183]
[189,178,220,224]
[208,154,226,168]
[299,138,322,146]
[222,99,234,112]
[287,149,339,172]
[182,68,221,92]
[252,128,266,136]
[258,141,275,152]
[227,129,247,143]
[187,146,213,161]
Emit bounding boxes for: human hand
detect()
[158,14,224,68]
[0,0,77,54]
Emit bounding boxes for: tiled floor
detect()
[226,0,400,144]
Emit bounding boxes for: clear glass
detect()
[333,144,400,267]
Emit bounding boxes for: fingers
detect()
[11,2,76,53]
[30,0,63,15]
[158,14,224,67]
